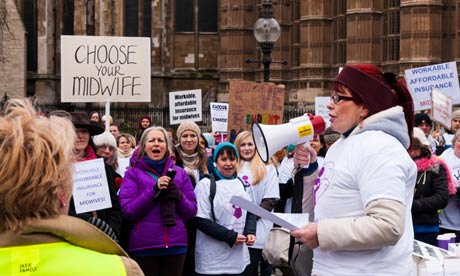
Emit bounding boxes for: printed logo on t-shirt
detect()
[449,165,460,188]
[314,162,334,206]
[232,204,243,218]
[241,175,251,188]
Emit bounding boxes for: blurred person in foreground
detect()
[291,64,417,276]
[0,99,143,275]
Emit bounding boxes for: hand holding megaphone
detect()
[293,143,317,168]
[252,114,326,163]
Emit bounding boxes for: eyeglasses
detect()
[330,95,354,104]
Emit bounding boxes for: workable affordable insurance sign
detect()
[405,61,460,111]
[72,158,112,214]
[169,89,202,125]
[61,35,151,102]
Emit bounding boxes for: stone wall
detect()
[0,0,25,99]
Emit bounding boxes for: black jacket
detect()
[412,162,449,226]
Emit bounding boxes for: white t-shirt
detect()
[427,134,437,154]
[278,157,294,213]
[116,156,130,177]
[443,133,454,148]
[278,156,294,183]
[238,161,280,249]
[313,131,416,276]
[439,148,460,230]
[194,177,250,274]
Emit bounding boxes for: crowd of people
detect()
[2,63,460,276]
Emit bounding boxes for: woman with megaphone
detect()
[291,64,416,276]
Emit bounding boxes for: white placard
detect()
[72,158,112,214]
[210,102,229,133]
[432,88,453,128]
[404,61,460,111]
[169,89,202,125]
[315,97,330,128]
[61,35,151,102]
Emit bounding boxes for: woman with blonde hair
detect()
[0,99,143,275]
[116,132,136,177]
[234,131,279,276]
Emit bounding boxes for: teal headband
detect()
[213,142,238,162]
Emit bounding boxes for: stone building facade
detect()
[0,0,25,99]
[2,0,460,108]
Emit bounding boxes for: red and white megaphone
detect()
[252,114,326,163]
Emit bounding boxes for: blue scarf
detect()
[144,156,167,175]
[213,167,236,181]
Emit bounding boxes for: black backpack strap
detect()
[236,176,247,191]
[209,174,217,222]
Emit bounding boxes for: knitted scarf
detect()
[117,147,133,158]
[179,150,200,170]
[414,155,456,195]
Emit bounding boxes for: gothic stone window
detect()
[175,0,218,33]
[125,0,152,37]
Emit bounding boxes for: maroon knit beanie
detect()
[334,64,414,149]
[335,65,398,116]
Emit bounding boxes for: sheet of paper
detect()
[273,213,309,229]
[230,196,309,230]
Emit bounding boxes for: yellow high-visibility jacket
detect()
[0,216,143,276]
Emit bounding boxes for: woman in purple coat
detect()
[119,126,197,276]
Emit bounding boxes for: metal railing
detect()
[40,104,314,134]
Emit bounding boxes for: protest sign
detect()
[315,97,330,128]
[61,35,151,102]
[228,80,284,137]
[404,61,460,111]
[210,102,229,133]
[432,88,452,129]
[169,89,202,125]
[72,158,112,214]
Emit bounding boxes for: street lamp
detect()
[246,0,287,82]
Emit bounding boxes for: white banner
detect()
[169,89,202,125]
[404,61,460,111]
[315,97,330,128]
[210,102,229,133]
[72,158,112,214]
[432,88,452,129]
[61,35,151,102]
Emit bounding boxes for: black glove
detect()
[165,181,183,202]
